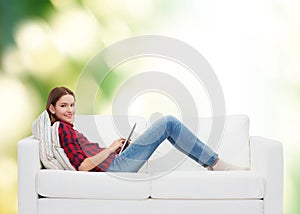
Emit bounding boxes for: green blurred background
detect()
[0,0,299,213]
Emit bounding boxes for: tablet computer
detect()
[119,123,136,153]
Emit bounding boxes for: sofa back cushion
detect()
[147,115,250,174]
[74,115,147,148]
[74,115,250,174]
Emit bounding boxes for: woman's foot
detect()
[208,158,246,171]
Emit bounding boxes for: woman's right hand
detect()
[79,138,125,171]
[108,138,126,153]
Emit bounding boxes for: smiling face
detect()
[49,94,75,124]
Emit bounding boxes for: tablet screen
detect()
[119,123,136,153]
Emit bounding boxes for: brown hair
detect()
[46,87,75,124]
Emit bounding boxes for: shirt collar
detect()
[57,120,74,127]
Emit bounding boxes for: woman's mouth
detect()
[65,114,73,118]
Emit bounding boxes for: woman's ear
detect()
[49,104,55,114]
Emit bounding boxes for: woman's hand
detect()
[108,138,126,154]
[79,137,130,171]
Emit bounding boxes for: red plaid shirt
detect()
[58,121,116,172]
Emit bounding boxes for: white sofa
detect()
[18,115,283,214]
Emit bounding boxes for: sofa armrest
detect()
[18,136,41,214]
[250,136,283,214]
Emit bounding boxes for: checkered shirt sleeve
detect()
[58,121,116,171]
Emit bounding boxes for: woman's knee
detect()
[164,115,180,125]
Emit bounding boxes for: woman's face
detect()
[50,94,75,124]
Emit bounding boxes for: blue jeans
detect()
[107,115,218,172]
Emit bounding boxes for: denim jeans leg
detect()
[107,115,218,172]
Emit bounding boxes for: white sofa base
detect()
[38,199,263,214]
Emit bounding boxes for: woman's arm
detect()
[78,138,125,171]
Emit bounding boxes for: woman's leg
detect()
[107,115,218,172]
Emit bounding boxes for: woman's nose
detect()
[67,105,73,111]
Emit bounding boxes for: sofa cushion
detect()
[36,170,151,199]
[147,115,250,173]
[151,171,265,199]
[32,110,75,170]
[74,115,147,146]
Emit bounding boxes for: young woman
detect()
[46,86,239,172]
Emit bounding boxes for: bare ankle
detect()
[212,158,220,167]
